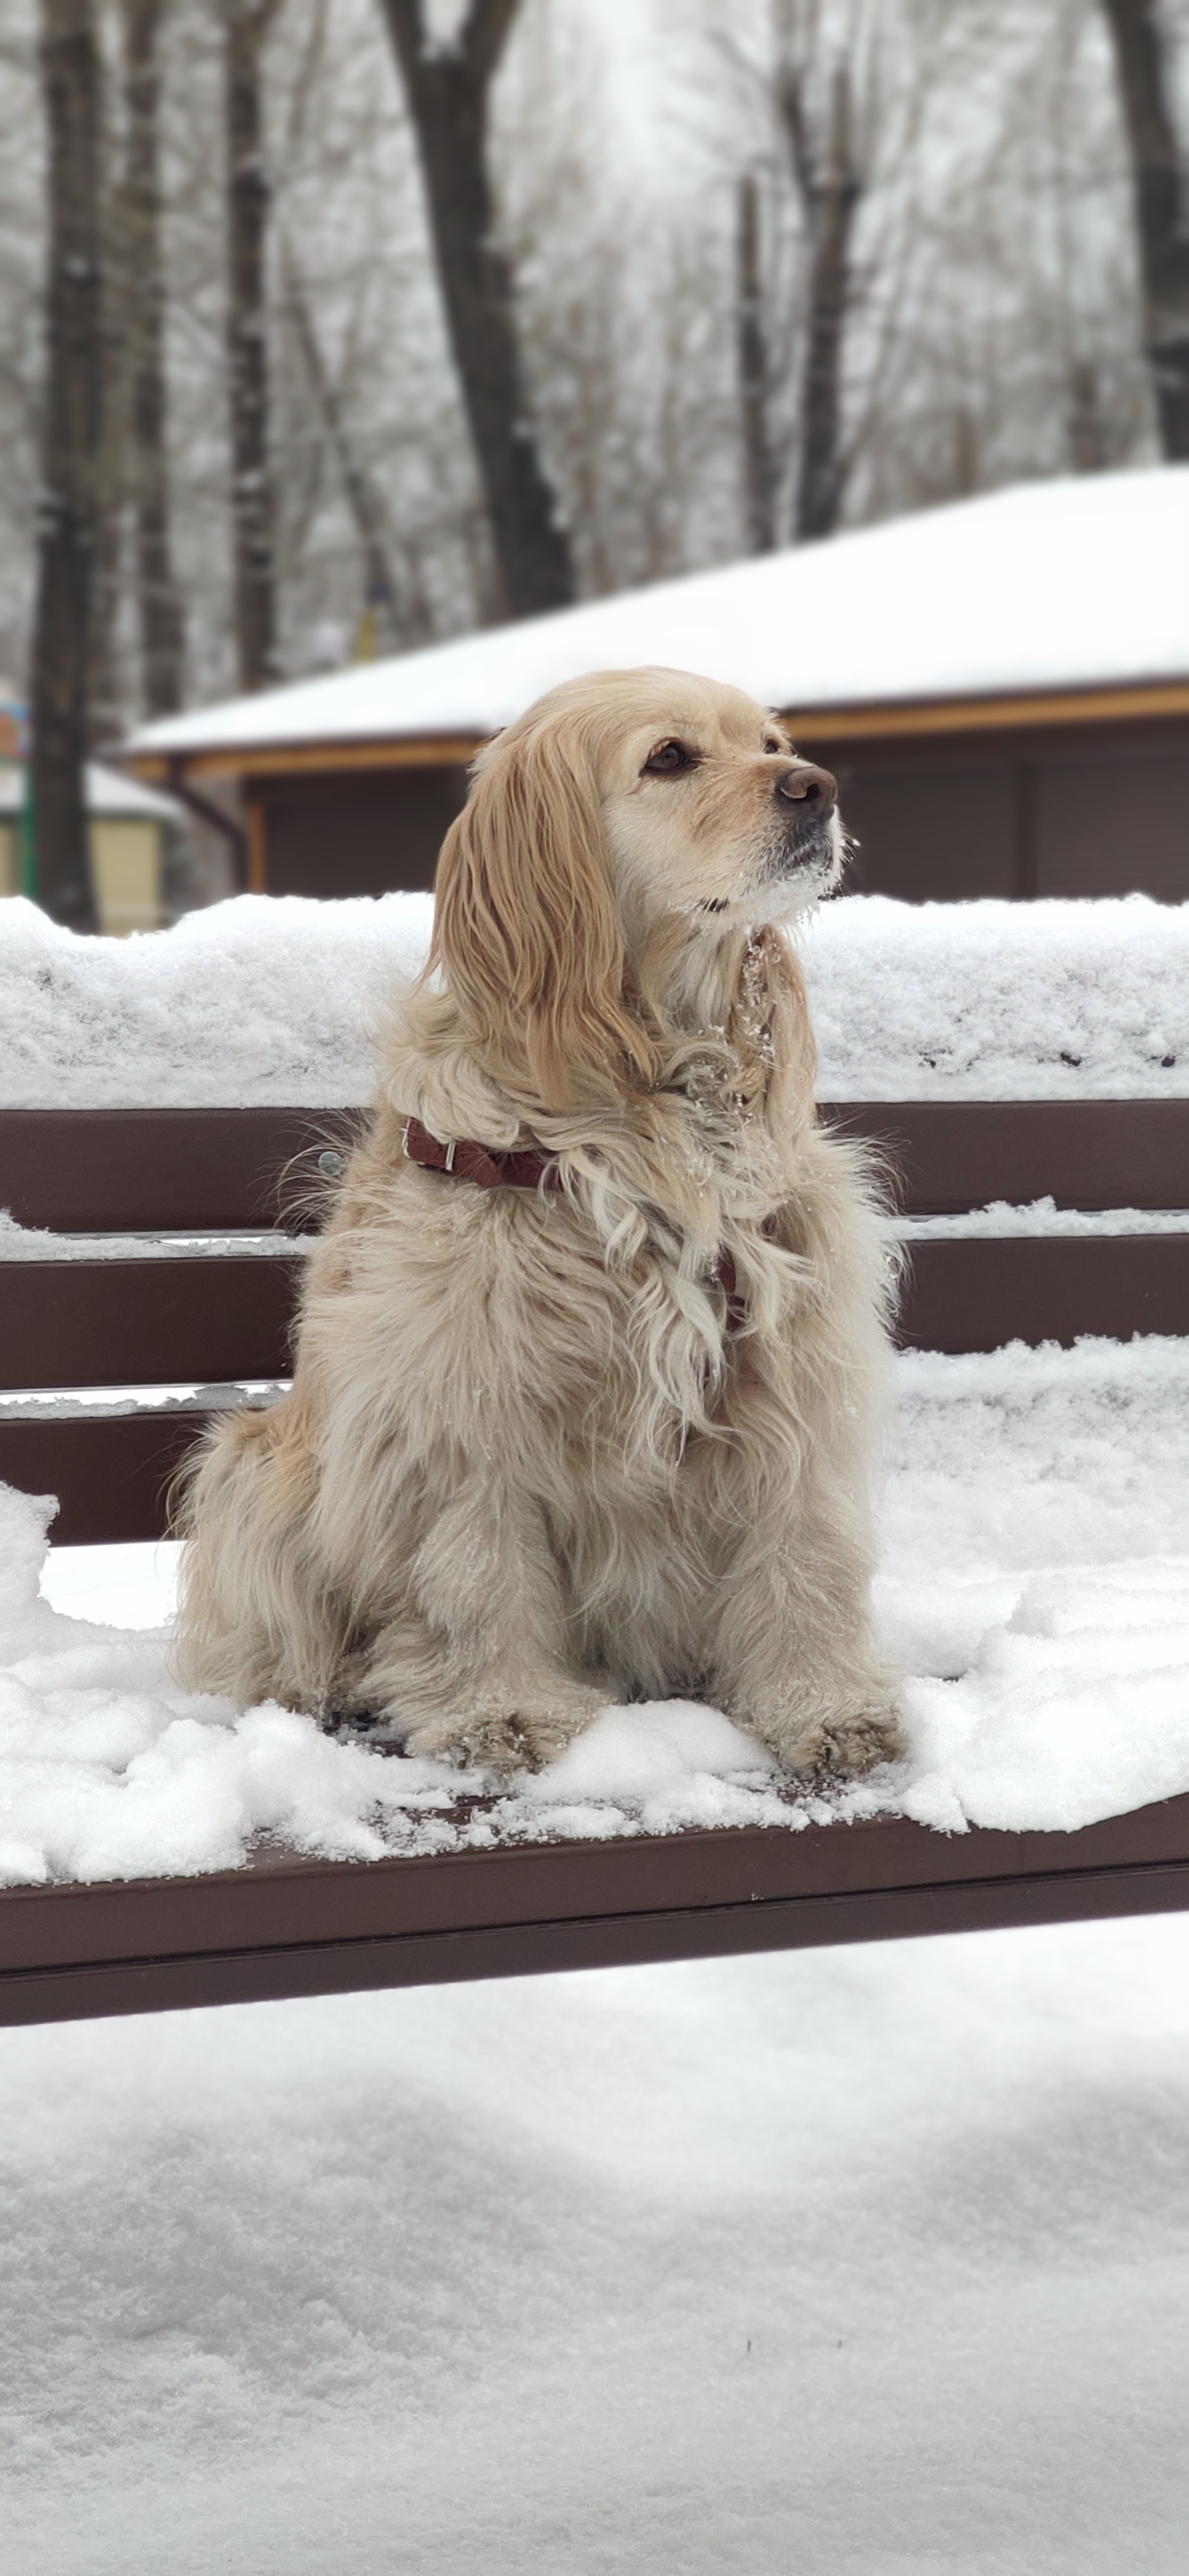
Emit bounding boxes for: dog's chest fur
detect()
[306,1121,821,1509]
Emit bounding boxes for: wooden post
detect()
[246,794,267,893]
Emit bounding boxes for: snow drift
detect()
[2,887,1189,1106]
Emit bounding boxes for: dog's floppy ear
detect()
[431,715,658,1111]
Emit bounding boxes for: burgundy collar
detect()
[403,1115,564,1193]
[402,1115,745,1324]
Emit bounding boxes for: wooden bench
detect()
[2,1096,1188,2027]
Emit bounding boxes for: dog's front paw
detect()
[401,1696,600,1781]
[786,1701,906,1782]
[748,1690,905,1783]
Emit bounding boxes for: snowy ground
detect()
[5,1334,1189,1886]
[5,1917,1189,2573]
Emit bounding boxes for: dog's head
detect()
[591,667,842,929]
[431,668,839,1111]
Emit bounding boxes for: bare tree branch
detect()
[379,0,421,86]
[461,0,522,86]
[283,245,405,642]
[376,0,573,615]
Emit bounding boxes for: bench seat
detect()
[3,1094,1188,2025]
[5,1791,1189,2027]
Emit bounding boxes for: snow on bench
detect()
[3,887,1189,1106]
[2,891,1189,2022]
[6,1332,1189,2022]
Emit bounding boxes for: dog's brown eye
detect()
[643,739,697,776]
[764,735,785,755]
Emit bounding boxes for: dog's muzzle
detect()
[766,759,839,878]
[754,761,838,888]
[775,759,836,840]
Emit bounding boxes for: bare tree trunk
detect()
[377,0,573,620]
[30,0,103,931]
[124,0,186,715]
[223,0,278,690]
[1100,0,1189,460]
[283,253,410,649]
[783,62,861,542]
[89,102,129,755]
[737,171,779,553]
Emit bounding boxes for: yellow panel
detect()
[0,822,15,896]
[90,820,162,935]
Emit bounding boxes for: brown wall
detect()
[247,715,1189,904]
[256,765,469,897]
[803,714,1189,902]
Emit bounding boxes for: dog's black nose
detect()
[774,760,837,818]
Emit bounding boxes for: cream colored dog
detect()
[176,668,902,1781]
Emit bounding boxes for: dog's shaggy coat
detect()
[176,669,902,1778]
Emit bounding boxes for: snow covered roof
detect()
[0,761,182,822]
[126,467,1189,768]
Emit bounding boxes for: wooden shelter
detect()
[125,468,1189,905]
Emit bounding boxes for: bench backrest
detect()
[2,1100,1187,1543]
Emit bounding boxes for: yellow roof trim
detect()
[783,678,1189,740]
[125,677,1189,784]
[128,735,485,786]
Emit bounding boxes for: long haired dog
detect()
[176,670,902,1779]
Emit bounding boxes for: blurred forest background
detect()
[3,0,1189,752]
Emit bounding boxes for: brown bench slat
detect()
[0,1408,218,1543]
[820,1099,1189,1213]
[11,1864,1189,2025]
[900,1233,1189,1351]
[6,1237,1184,1384]
[4,1235,1186,1541]
[4,1794,1189,2027]
[0,1256,303,1390]
[0,1107,359,1233]
[4,1102,1188,1233]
